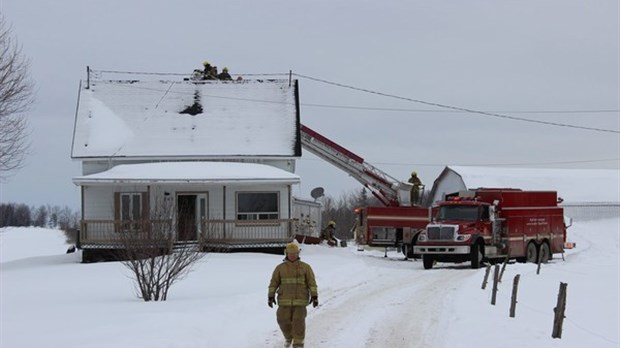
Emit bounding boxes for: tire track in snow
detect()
[304,256,476,348]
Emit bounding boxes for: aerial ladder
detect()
[300,124,413,207]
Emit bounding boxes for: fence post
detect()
[499,256,509,282]
[509,274,520,317]
[491,264,500,305]
[482,264,491,289]
[552,282,568,338]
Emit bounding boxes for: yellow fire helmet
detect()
[285,242,300,254]
[328,221,336,227]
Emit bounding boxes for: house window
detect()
[236,192,279,220]
[121,193,142,230]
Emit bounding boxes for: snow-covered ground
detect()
[1,218,618,348]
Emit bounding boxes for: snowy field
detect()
[1,219,618,348]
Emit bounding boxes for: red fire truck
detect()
[353,205,430,256]
[300,125,429,254]
[414,188,567,269]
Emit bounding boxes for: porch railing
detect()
[80,219,296,248]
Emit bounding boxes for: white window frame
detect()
[236,191,279,221]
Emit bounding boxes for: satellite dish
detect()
[310,187,325,199]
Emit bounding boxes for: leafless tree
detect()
[116,200,205,301]
[0,16,34,178]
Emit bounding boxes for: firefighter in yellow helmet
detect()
[268,242,318,348]
[408,171,422,205]
[202,60,216,80]
[217,67,232,80]
[322,220,337,246]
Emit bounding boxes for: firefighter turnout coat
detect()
[269,258,318,306]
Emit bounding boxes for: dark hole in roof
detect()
[180,90,203,116]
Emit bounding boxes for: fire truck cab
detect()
[414,188,567,269]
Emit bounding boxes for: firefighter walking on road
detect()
[268,243,318,348]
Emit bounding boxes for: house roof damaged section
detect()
[72,162,300,186]
[72,79,300,159]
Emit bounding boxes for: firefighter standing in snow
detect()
[268,243,318,348]
[322,221,337,246]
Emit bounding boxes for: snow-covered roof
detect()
[72,162,300,185]
[432,166,620,203]
[71,79,300,159]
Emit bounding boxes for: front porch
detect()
[79,218,296,250]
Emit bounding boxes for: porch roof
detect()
[72,162,300,185]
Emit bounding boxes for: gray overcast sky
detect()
[1,0,618,211]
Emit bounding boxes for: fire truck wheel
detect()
[526,242,538,263]
[539,242,551,263]
[470,243,483,269]
[422,255,434,269]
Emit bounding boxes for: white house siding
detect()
[81,183,293,241]
[151,185,222,219]
[83,185,148,220]
[82,186,114,220]
[151,183,292,220]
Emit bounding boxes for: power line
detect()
[89,71,620,133]
[294,73,620,134]
[302,102,620,115]
[97,79,620,117]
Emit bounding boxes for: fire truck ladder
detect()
[300,124,412,207]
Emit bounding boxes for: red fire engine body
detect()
[355,206,430,255]
[414,188,567,269]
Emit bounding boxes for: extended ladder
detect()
[300,124,412,207]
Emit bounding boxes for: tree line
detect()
[320,187,432,240]
[321,188,376,240]
[0,203,80,243]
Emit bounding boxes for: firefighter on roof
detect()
[218,67,232,80]
[202,60,217,80]
[268,242,318,348]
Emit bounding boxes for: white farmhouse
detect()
[71,76,305,261]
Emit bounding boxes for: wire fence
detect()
[561,202,620,221]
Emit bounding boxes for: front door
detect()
[177,195,196,241]
[177,193,208,241]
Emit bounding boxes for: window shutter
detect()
[142,191,150,233]
[114,192,120,232]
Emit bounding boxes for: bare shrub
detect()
[116,200,205,301]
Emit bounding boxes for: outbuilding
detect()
[429,166,620,221]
